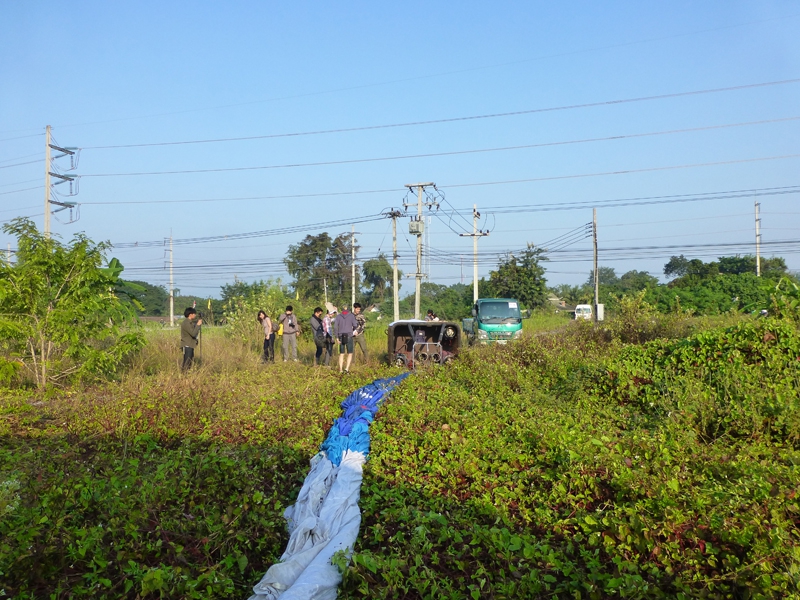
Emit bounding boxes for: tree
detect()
[362,254,397,303]
[118,280,169,316]
[718,255,787,277]
[487,245,548,309]
[284,232,359,303]
[551,283,591,306]
[664,255,691,278]
[586,267,619,287]
[0,218,144,389]
[220,279,290,350]
[397,282,473,320]
[618,270,659,293]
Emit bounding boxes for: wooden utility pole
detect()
[593,208,599,322]
[755,199,762,277]
[44,125,51,238]
[459,205,489,303]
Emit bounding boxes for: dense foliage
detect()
[284,232,359,304]
[340,316,800,598]
[553,255,796,317]
[1,309,798,598]
[0,218,144,389]
[484,244,549,310]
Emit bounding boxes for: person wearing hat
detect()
[322,305,337,366]
[333,305,358,373]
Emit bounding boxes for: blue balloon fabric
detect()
[320,373,411,466]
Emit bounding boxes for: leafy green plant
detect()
[0,218,144,388]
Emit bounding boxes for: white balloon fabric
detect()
[249,374,410,600]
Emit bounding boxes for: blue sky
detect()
[2,1,799,298]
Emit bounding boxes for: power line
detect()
[0,186,42,196]
[0,153,40,165]
[79,117,800,177]
[78,80,800,150]
[111,214,387,249]
[0,159,44,170]
[439,156,800,192]
[0,133,44,142]
[0,178,40,188]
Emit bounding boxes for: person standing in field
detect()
[257,310,274,362]
[322,305,337,366]
[352,302,368,362]
[310,307,326,366]
[279,305,301,361]
[334,305,358,374]
[180,307,202,370]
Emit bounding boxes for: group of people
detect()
[256,303,368,373]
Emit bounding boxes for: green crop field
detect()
[1,309,799,598]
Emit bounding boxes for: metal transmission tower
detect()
[459,205,489,303]
[404,183,440,320]
[44,125,81,238]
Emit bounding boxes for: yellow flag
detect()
[207,298,212,310]
[296,289,299,300]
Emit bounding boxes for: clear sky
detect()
[2,1,799,298]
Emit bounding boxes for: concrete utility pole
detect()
[755,199,762,277]
[43,125,79,236]
[593,208,599,322]
[404,182,435,320]
[414,186,423,320]
[323,278,328,306]
[459,204,489,304]
[44,125,52,238]
[351,224,356,309]
[168,236,175,327]
[389,210,401,322]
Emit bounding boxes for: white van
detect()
[574,304,593,320]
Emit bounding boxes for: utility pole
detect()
[388,209,402,322]
[6,244,10,264]
[44,126,51,238]
[404,182,436,320]
[414,186,423,320]
[593,208,599,322]
[169,234,175,327]
[351,224,356,308]
[459,204,489,304]
[323,278,328,306]
[755,199,762,277]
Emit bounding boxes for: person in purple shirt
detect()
[333,305,358,373]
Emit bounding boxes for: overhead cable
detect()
[81,80,800,150]
[79,118,800,177]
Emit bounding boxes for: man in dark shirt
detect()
[180,307,202,370]
[353,303,368,363]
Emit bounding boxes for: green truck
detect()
[462,298,524,345]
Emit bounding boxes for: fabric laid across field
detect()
[249,373,410,600]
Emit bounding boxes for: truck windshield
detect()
[479,301,521,324]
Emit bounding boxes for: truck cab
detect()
[574,304,593,320]
[462,298,523,345]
